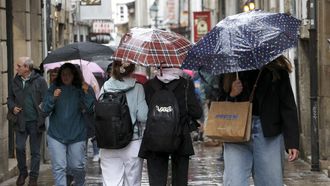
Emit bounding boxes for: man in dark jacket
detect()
[7,57,48,186]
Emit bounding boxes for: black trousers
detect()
[147,153,189,186]
[15,121,42,178]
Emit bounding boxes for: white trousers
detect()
[100,140,143,186]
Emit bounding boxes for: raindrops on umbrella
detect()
[113,27,192,68]
[182,10,301,75]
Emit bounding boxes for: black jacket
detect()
[139,77,203,158]
[217,69,299,150]
[7,71,48,132]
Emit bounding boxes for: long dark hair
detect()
[54,63,83,88]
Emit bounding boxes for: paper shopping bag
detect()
[205,101,252,142]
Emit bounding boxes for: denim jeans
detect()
[47,135,86,186]
[15,121,42,178]
[223,116,284,186]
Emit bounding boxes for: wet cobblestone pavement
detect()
[2,142,330,186]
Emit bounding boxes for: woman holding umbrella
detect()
[219,55,299,186]
[42,63,95,186]
[113,27,202,185]
[181,10,301,185]
[139,67,203,186]
[98,60,148,186]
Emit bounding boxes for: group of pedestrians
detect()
[8,53,299,186]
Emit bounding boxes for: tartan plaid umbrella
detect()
[113,28,192,67]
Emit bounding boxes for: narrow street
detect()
[1,142,330,186]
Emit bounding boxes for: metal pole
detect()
[46,0,52,51]
[187,0,191,40]
[202,0,204,11]
[309,0,320,171]
[155,13,158,28]
[178,0,181,27]
[154,0,158,28]
[43,0,48,58]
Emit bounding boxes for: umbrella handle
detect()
[160,62,163,76]
[236,72,239,80]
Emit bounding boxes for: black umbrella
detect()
[92,45,116,71]
[43,42,115,64]
[92,59,113,72]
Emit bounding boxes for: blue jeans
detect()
[15,121,42,178]
[47,135,86,186]
[223,116,284,186]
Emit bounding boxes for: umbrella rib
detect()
[151,33,162,67]
[156,31,173,67]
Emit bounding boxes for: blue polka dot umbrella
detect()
[181,10,301,75]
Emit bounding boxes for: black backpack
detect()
[143,79,181,153]
[94,87,134,149]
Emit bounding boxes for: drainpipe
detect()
[309,0,320,171]
[6,0,14,158]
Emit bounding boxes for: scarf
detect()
[156,68,183,83]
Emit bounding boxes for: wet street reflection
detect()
[2,142,330,186]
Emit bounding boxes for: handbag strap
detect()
[248,70,263,103]
[185,78,189,112]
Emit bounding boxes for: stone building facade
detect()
[0,0,44,181]
[0,0,74,181]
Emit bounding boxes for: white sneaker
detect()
[92,154,100,162]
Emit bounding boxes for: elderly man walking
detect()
[7,57,48,186]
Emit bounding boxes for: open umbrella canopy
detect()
[43,60,102,96]
[43,59,104,74]
[43,42,114,64]
[182,10,301,75]
[113,28,192,68]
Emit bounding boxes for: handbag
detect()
[185,78,201,132]
[7,111,18,123]
[205,101,252,142]
[204,71,262,142]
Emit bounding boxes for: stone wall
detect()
[0,0,44,180]
[318,0,330,166]
[0,0,8,177]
